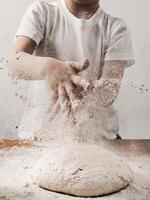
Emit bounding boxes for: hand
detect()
[45,58,90,110]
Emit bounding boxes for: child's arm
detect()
[9,36,52,80]
[93,60,126,108]
[9,36,90,104]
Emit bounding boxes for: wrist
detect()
[43,57,59,76]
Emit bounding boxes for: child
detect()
[9,0,135,140]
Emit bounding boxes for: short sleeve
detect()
[104,19,135,67]
[15,0,47,46]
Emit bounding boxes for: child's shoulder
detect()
[101,9,127,30]
[43,0,58,7]
[27,0,58,16]
[29,0,57,10]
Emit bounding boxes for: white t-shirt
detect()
[15,0,135,140]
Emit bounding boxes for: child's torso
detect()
[18,0,119,140]
[34,0,111,80]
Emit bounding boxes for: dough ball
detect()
[32,144,132,197]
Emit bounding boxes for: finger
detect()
[71,75,90,91]
[65,82,76,102]
[71,99,79,111]
[57,84,68,109]
[45,74,58,100]
[93,79,112,91]
[69,59,89,72]
[50,88,58,104]
[49,100,60,121]
[61,99,71,114]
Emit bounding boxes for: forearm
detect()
[94,78,121,108]
[8,51,57,80]
[94,60,125,107]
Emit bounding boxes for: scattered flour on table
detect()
[32,143,132,197]
[28,81,135,197]
[1,58,149,197]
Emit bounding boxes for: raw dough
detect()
[32,143,132,197]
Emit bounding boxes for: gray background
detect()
[0,0,150,139]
